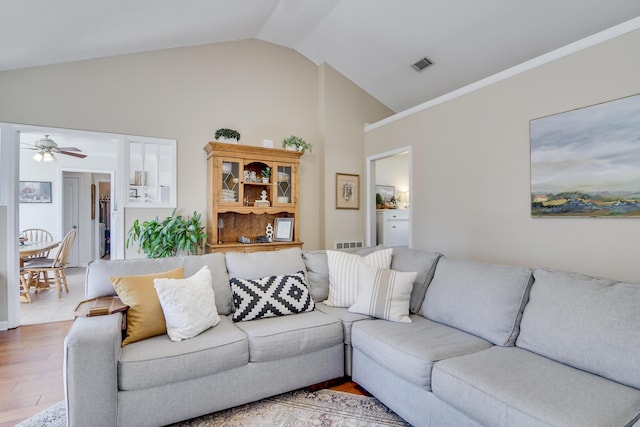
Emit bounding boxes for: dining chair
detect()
[19,228,54,260]
[23,229,77,298]
[19,267,32,303]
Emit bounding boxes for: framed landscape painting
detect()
[530,93,640,217]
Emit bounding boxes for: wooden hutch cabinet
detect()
[204,142,303,253]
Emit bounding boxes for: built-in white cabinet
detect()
[376,209,409,247]
[127,138,176,207]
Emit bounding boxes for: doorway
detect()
[10,124,121,327]
[366,147,412,247]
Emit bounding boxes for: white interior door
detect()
[63,176,79,267]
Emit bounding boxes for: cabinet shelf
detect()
[217,206,296,215]
[206,240,303,253]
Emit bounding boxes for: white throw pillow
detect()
[325,248,392,307]
[349,263,417,323]
[154,266,220,342]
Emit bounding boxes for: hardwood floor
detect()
[0,320,72,427]
[0,320,367,426]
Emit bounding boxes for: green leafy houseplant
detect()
[126,210,207,258]
[215,128,241,141]
[282,135,312,153]
[261,166,272,179]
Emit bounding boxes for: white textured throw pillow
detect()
[349,263,417,323]
[325,248,393,307]
[154,266,220,342]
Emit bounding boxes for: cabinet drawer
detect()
[386,212,409,221]
[383,219,409,247]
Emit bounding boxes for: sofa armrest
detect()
[64,313,122,427]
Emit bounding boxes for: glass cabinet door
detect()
[274,163,295,206]
[219,158,242,206]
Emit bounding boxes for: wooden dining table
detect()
[19,240,60,266]
[19,240,61,302]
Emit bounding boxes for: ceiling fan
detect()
[21,135,87,161]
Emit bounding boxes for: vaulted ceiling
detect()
[2,0,640,112]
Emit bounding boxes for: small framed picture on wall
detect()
[336,173,359,210]
[19,181,52,203]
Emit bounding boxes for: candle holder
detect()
[217,218,224,244]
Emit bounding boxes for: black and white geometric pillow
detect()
[230,271,315,322]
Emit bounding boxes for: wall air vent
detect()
[412,56,433,72]
[335,240,364,250]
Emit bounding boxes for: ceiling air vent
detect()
[412,56,433,72]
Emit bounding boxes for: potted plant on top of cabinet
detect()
[215,128,241,144]
[282,135,312,153]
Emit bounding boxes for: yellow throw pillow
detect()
[111,267,184,346]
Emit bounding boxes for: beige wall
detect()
[0,39,389,253]
[320,64,393,248]
[366,29,640,282]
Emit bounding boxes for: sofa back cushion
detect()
[302,246,382,302]
[302,246,441,313]
[389,247,441,313]
[421,257,533,346]
[86,253,233,315]
[302,250,331,302]
[517,269,640,389]
[225,247,306,280]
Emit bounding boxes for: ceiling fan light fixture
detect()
[38,135,58,148]
[412,56,433,72]
[32,151,43,162]
[43,151,55,162]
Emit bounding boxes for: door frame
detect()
[59,168,115,267]
[365,146,413,247]
[0,125,21,329]
[0,121,124,330]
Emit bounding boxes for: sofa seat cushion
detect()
[118,316,248,391]
[432,346,640,427]
[351,315,492,390]
[234,310,343,362]
[517,268,640,390]
[315,302,372,344]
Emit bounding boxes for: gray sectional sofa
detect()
[64,247,640,427]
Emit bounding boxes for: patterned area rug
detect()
[17,389,410,427]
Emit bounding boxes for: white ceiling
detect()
[2,0,640,112]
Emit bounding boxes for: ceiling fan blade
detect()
[56,146,82,152]
[59,150,87,159]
